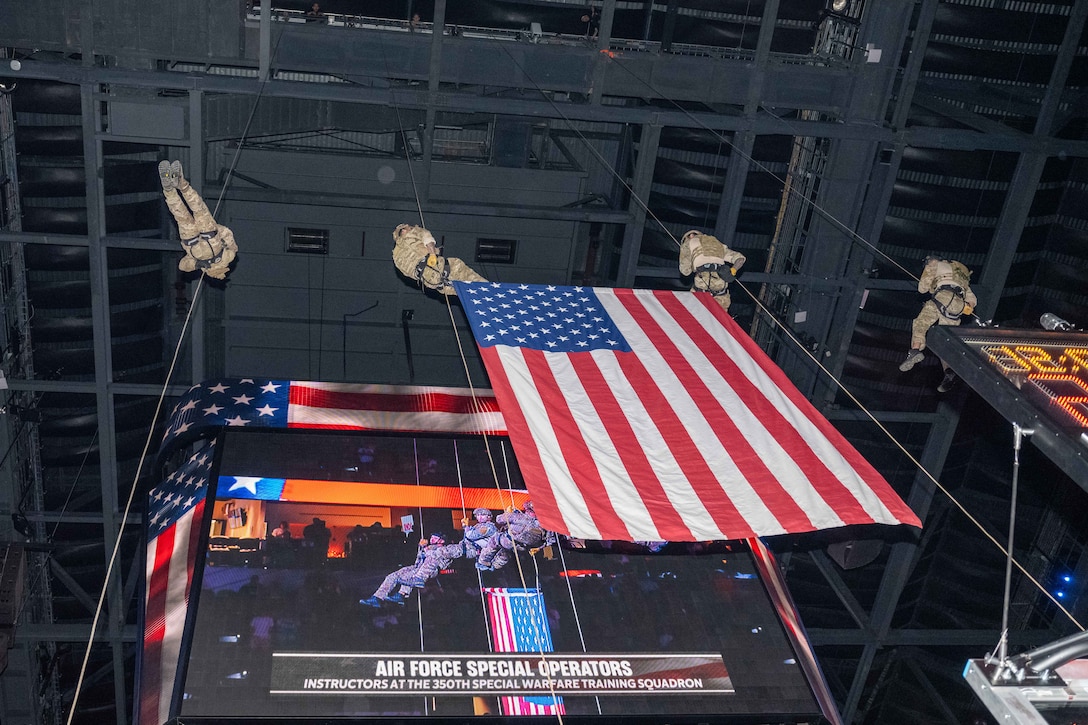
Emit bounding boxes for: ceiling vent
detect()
[286,227,330,254]
[476,237,517,264]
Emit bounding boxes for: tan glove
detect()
[730,267,737,276]
[963,304,974,315]
[461,517,470,527]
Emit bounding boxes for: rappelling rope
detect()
[442,296,568,722]
[496,44,1082,633]
[378,34,427,230]
[456,440,498,652]
[730,276,1082,631]
[369,40,440,686]
[66,16,293,723]
[374,29,567,719]
[554,540,601,714]
[411,438,430,715]
[600,51,920,283]
[67,276,208,725]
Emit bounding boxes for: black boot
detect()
[937,370,958,393]
[899,349,925,372]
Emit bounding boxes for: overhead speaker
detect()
[827,539,882,569]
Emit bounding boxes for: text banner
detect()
[270,652,733,696]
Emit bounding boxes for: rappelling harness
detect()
[182,230,225,270]
[695,264,731,297]
[415,252,452,292]
[932,283,967,319]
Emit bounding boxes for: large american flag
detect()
[139,440,214,725]
[483,588,564,716]
[454,281,921,542]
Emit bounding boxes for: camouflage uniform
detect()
[461,508,498,560]
[899,258,977,391]
[159,161,238,281]
[476,503,547,571]
[678,230,746,311]
[367,537,465,602]
[391,224,487,295]
[909,258,976,350]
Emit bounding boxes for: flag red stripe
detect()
[710,300,916,522]
[141,523,177,725]
[478,347,569,536]
[288,385,500,415]
[522,349,633,540]
[565,351,696,539]
[673,299,871,523]
[623,292,818,529]
[683,295,903,522]
[607,340,763,539]
[183,499,205,603]
[284,421,507,435]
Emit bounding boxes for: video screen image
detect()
[178,430,821,721]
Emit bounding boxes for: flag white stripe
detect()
[294,381,495,397]
[287,407,506,433]
[494,347,601,539]
[680,294,902,523]
[543,351,665,540]
[596,292,790,535]
[626,293,843,530]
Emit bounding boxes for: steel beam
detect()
[80,78,129,725]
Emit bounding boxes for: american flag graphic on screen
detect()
[139,440,214,725]
[160,379,504,453]
[141,381,504,723]
[483,587,564,716]
[454,281,921,542]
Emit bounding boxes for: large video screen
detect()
[177,429,824,723]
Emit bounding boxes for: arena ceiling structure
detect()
[1,0,1088,723]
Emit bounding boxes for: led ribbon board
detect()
[928,327,1088,488]
[964,337,1088,429]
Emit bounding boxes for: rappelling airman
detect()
[392,224,487,295]
[678,230,745,311]
[159,160,238,281]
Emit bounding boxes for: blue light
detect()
[1056,590,1066,598]
[1063,575,1072,583]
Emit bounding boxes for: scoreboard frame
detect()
[927,326,1088,489]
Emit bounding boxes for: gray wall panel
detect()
[218,157,573,385]
[225,315,487,385]
[0,0,79,49]
[262,26,596,94]
[218,148,584,219]
[0,0,243,59]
